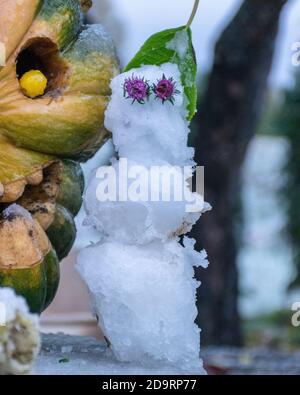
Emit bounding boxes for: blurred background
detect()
[42,0,300,350]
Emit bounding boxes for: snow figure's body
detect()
[77,62,210,374]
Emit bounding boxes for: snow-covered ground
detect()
[35,334,204,375]
[35,334,300,375]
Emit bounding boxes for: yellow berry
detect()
[19,70,47,98]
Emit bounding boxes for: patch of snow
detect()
[0,288,40,375]
[61,345,73,354]
[77,239,207,368]
[166,30,189,60]
[2,203,32,221]
[0,287,28,323]
[36,334,204,375]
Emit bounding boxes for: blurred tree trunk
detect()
[191,0,288,346]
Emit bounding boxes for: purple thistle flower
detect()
[123,75,150,104]
[153,74,180,104]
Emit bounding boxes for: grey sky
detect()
[98,0,300,89]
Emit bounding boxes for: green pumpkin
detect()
[46,204,76,261]
[0,0,119,158]
[57,160,85,216]
[16,161,80,259]
[0,0,119,312]
[0,207,59,313]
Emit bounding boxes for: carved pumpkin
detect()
[0,0,119,312]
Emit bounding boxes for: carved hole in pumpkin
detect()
[16,38,69,98]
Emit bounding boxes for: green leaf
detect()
[58,357,70,363]
[124,26,197,121]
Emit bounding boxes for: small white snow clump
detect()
[77,60,209,373]
[0,288,40,375]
